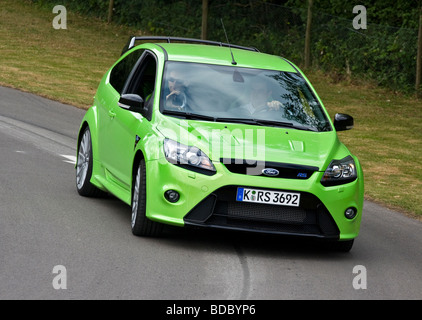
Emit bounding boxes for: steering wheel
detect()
[170,91,187,110]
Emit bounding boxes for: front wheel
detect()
[76,126,103,197]
[131,160,162,236]
[334,239,354,252]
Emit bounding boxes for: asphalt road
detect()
[1,86,421,300]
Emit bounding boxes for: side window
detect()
[109,49,144,93]
[125,53,157,102]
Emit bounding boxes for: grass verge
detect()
[1,0,421,218]
[0,0,141,107]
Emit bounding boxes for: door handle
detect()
[108,110,116,119]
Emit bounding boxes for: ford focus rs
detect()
[76,36,364,252]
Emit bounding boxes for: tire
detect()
[333,239,354,253]
[76,126,103,197]
[131,160,162,236]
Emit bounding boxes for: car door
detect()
[103,51,157,191]
[97,48,145,188]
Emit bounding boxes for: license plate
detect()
[236,187,300,207]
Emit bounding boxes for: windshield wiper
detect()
[215,117,304,129]
[163,111,258,125]
[214,117,260,125]
[162,110,318,131]
[217,117,297,129]
[252,119,294,128]
[253,119,318,131]
[162,110,216,121]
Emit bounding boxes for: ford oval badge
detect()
[262,168,279,177]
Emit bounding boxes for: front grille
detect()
[184,186,339,239]
[221,158,318,180]
[227,202,307,223]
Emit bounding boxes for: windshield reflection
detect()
[160,61,331,132]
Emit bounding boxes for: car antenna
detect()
[220,18,237,65]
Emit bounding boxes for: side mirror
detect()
[334,113,354,131]
[118,94,144,113]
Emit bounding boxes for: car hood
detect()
[157,116,344,171]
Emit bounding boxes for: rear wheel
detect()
[131,160,162,236]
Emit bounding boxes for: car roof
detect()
[123,37,297,73]
[153,43,297,72]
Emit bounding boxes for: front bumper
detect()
[145,158,364,240]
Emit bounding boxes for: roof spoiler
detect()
[121,36,259,56]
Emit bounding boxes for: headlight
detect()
[163,138,216,173]
[321,156,357,186]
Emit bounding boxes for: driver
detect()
[237,78,284,117]
[165,69,187,110]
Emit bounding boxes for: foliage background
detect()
[31,0,420,93]
[2,0,421,216]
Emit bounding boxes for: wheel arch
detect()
[76,107,99,165]
[76,106,107,194]
[77,121,89,148]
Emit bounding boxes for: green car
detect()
[76,36,363,251]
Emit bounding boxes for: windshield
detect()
[160,61,331,132]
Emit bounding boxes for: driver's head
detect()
[250,78,272,108]
[168,70,184,92]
